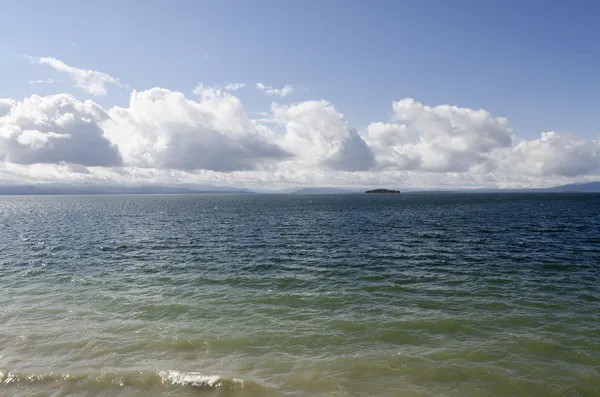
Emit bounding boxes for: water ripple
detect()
[0,193,598,397]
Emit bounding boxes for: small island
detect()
[365,189,401,194]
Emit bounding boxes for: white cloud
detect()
[28,78,54,85]
[497,132,600,178]
[364,122,422,170]
[103,87,290,172]
[34,57,122,96]
[364,99,514,173]
[224,83,246,91]
[256,83,294,97]
[273,100,374,171]
[0,99,16,118]
[0,94,122,166]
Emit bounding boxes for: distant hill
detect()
[292,181,600,195]
[0,181,598,196]
[0,184,255,195]
[406,181,600,194]
[293,187,363,194]
[463,181,600,193]
[545,181,600,192]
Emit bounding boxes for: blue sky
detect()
[2,0,599,137]
[0,0,598,188]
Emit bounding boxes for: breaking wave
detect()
[0,368,269,395]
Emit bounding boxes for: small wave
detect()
[1,370,70,385]
[540,263,572,271]
[24,269,46,276]
[0,368,260,393]
[159,370,243,388]
[531,228,566,233]
[578,293,600,302]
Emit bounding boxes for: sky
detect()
[0,0,599,190]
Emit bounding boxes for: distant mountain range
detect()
[0,181,598,195]
[292,187,363,194]
[545,181,600,192]
[291,181,600,194]
[447,181,600,193]
[0,183,254,195]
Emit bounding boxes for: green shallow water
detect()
[0,193,599,396]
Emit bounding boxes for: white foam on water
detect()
[0,370,16,385]
[158,370,243,388]
[1,368,248,391]
[0,370,75,385]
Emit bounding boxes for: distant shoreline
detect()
[0,181,598,196]
[1,191,600,196]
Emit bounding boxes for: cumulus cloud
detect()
[0,94,122,166]
[273,100,375,171]
[34,57,122,96]
[256,83,294,97]
[103,87,291,171]
[0,99,16,118]
[364,99,514,173]
[499,132,600,177]
[364,122,422,170]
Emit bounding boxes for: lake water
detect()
[0,193,598,397]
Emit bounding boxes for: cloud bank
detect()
[2,57,599,189]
